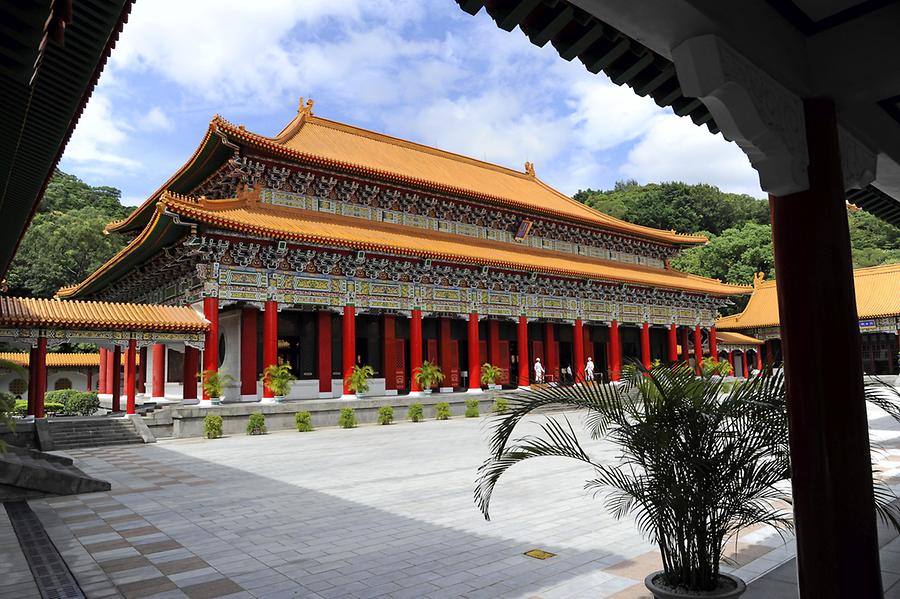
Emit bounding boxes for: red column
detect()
[106,349,115,397]
[86,369,93,392]
[27,346,37,415]
[202,297,219,401]
[517,315,529,387]
[34,337,47,418]
[383,315,396,393]
[126,339,137,415]
[138,347,147,394]
[410,309,423,393]
[543,322,556,382]
[709,326,719,362]
[574,319,585,378]
[742,351,749,379]
[99,348,108,394]
[609,320,621,382]
[263,300,278,398]
[729,350,736,375]
[488,319,500,369]
[439,317,452,388]
[693,325,703,374]
[152,344,166,399]
[342,305,356,396]
[241,308,258,399]
[468,313,481,391]
[680,328,691,363]
[111,345,121,412]
[640,322,651,369]
[755,346,763,372]
[317,311,332,397]
[668,324,679,362]
[182,346,198,402]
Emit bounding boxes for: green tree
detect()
[849,209,900,267]
[38,170,129,217]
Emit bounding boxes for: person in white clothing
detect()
[534,358,545,384]
[584,357,595,382]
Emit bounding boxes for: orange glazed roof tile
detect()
[126,193,744,297]
[715,331,763,346]
[214,108,708,245]
[0,297,208,332]
[0,352,137,368]
[717,263,900,330]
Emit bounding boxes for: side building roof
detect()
[60,191,748,300]
[105,101,707,247]
[717,264,900,330]
[0,352,138,368]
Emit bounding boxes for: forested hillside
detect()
[6,171,130,297]
[575,180,900,287]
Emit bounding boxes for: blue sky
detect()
[59,0,763,206]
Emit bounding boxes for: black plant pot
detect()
[644,571,747,599]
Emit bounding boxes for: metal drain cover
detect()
[5,501,85,599]
[524,548,556,560]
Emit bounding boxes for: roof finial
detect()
[524,161,535,177]
[298,97,314,116]
[753,271,765,288]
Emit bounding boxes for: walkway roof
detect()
[0,297,207,333]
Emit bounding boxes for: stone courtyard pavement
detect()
[6,397,900,599]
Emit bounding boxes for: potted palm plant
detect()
[202,370,235,405]
[346,364,375,399]
[480,363,503,390]
[260,363,293,403]
[476,363,795,598]
[414,361,444,394]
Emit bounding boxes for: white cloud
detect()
[64,94,140,176]
[621,115,764,197]
[139,107,173,131]
[568,79,665,151]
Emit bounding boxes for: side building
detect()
[717,265,900,375]
[59,100,748,402]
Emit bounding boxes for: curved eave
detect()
[162,195,746,297]
[214,117,707,247]
[104,125,234,234]
[59,205,186,299]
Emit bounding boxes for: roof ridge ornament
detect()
[524,161,535,177]
[753,271,765,288]
[298,97,314,117]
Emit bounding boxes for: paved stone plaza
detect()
[4,397,900,599]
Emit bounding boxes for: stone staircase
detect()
[46,417,146,450]
[0,445,110,501]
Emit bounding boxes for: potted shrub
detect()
[339,407,357,428]
[246,412,266,435]
[407,402,424,422]
[295,411,313,432]
[435,402,451,420]
[204,414,223,439]
[377,405,394,425]
[202,370,235,405]
[261,363,293,403]
[476,363,795,599]
[465,398,480,417]
[414,361,444,394]
[346,364,375,399]
[480,363,503,390]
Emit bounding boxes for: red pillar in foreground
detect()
[543,322,556,382]
[152,344,166,399]
[709,326,719,362]
[182,346,198,403]
[106,350,115,397]
[342,305,356,396]
[668,324,679,363]
[383,315,396,393]
[755,346,763,371]
[609,320,621,382]
[99,348,108,394]
[770,98,881,597]
[202,297,219,401]
[138,347,147,394]
[468,313,481,391]
[573,319,585,379]
[111,345,121,412]
[640,322,651,369]
[410,309,423,393]
[693,325,703,374]
[27,346,38,416]
[317,311,332,397]
[742,351,749,379]
[33,337,47,418]
[241,308,258,399]
[126,339,137,415]
[263,300,278,398]
[517,315,529,387]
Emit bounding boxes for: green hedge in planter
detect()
[377,406,394,425]
[44,402,66,415]
[407,403,424,423]
[339,407,356,429]
[465,399,480,418]
[44,390,100,416]
[247,412,267,435]
[493,397,509,414]
[204,415,223,439]
[435,402,451,420]
[295,411,313,432]
[13,399,27,417]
